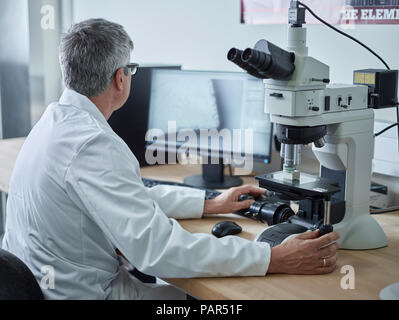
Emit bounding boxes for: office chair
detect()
[0,249,44,300]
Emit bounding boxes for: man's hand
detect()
[267,230,340,275]
[203,185,266,215]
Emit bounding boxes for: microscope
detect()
[228,1,398,250]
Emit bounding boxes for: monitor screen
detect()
[146,69,273,164]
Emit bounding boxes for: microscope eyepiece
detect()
[228,40,295,80]
[227,48,264,79]
[227,47,240,61]
[242,48,273,73]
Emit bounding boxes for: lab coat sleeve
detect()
[65,133,271,279]
[146,185,205,220]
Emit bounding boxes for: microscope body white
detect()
[266,85,368,118]
[261,26,388,250]
[313,111,387,250]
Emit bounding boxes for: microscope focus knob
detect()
[319,224,334,237]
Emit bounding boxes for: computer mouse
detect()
[212,221,243,238]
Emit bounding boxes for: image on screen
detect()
[147,69,273,162]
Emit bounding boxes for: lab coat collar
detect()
[59,88,111,129]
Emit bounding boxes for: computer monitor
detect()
[145,69,273,189]
[108,65,181,166]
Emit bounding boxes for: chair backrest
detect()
[0,249,44,300]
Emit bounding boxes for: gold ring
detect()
[323,258,327,267]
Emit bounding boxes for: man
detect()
[2,19,339,300]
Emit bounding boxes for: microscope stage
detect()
[256,171,341,200]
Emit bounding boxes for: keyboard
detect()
[142,178,222,200]
[141,178,263,222]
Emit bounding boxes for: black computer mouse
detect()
[212,221,243,238]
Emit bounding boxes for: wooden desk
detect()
[141,165,399,300]
[1,139,398,300]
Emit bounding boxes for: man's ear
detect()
[113,68,125,92]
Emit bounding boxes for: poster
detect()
[241,0,399,25]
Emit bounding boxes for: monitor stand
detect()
[184,162,243,190]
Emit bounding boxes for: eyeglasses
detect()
[124,63,139,76]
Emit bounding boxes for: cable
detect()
[297,1,391,70]
[375,122,399,137]
[396,104,399,150]
[397,105,399,150]
[371,206,399,214]
[373,103,399,140]
[290,1,399,216]
[296,1,398,148]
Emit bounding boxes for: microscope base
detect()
[334,213,388,250]
[255,211,388,250]
[255,223,309,247]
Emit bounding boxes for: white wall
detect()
[73,0,399,95]
[29,0,67,125]
[73,0,399,203]
[72,0,399,119]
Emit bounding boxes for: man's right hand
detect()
[267,230,340,275]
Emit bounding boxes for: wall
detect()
[29,0,71,126]
[0,0,32,239]
[73,0,399,204]
[0,0,32,139]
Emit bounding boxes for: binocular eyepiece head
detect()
[227,48,264,79]
[228,40,296,80]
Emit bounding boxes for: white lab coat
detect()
[2,89,271,300]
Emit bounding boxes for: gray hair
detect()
[59,18,134,97]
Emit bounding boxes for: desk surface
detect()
[1,138,398,300]
[141,165,399,300]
